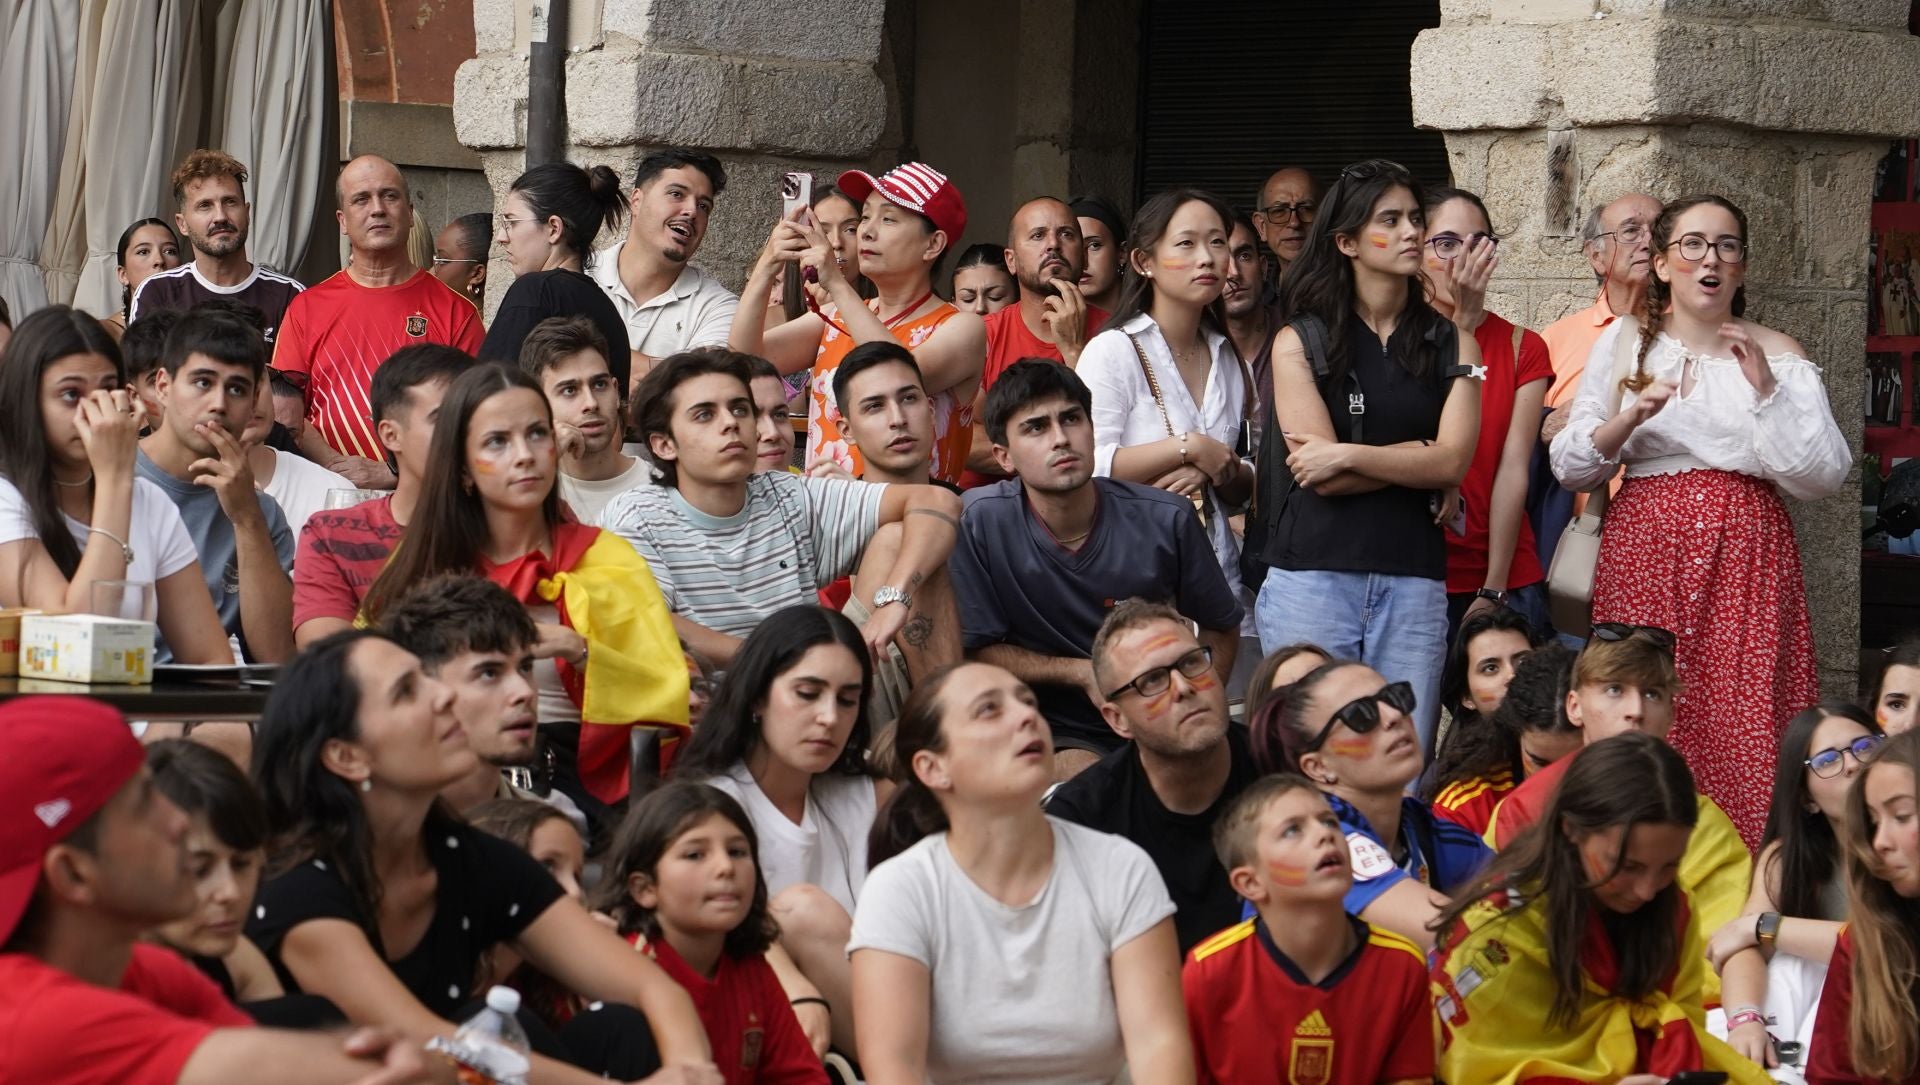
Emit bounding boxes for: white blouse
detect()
[1078,313,1252,627]
[1549,321,1849,502]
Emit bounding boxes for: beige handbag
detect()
[1545,316,1640,635]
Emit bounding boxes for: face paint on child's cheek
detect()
[1267,860,1310,887]
[1367,233,1391,249]
[1327,736,1373,757]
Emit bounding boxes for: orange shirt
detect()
[806,302,973,483]
[1539,291,1619,410]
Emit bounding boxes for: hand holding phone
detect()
[781,171,814,224]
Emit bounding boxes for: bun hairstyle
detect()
[868,662,969,869]
[1247,659,1357,776]
[1630,194,1748,393]
[507,161,628,259]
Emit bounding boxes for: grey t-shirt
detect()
[847,817,1175,1085]
[136,449,296,661]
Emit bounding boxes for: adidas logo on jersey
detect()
[1295,1010,1332,1038]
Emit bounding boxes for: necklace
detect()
[823,289,937,338]
[53,472,93,488]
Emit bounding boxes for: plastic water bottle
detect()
[448,986,532,1085]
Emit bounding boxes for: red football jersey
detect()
[1432,770,1516,839]
[272,269,483,460]
[1183,916,1433,1085]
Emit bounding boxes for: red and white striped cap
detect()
[836,162,968,242]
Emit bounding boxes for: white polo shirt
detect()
[588,241,740,360]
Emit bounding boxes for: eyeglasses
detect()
[1599,224,1650,245]
[1106,645,1214,701]
[688,677,715,700]
[1667,234,1747,263]
[1806,734,1885,778]
[497,214,536,232]
[1254,201,1317,227]
[1302,681,1417,753]
[431,256,481,266]
[1590,622,1678,654]
[1425,232,1498,260]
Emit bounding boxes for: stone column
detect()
[1411,0,1920,696]
[453,0,897,313]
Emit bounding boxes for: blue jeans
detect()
[1254,569,1448,752]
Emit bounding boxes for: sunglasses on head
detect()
[1303,681,1416,753]
[1806,734,1885,779]
[1591,622,1677,653]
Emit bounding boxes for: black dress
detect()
[479,267,634,393]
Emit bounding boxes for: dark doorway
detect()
[1136,0,1448,207]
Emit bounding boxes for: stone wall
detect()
[1413,0,1920,695]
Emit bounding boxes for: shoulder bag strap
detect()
[1585,316,1642,520]
[1126,332,1179,440]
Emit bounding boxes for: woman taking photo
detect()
[1247,658,1492,950]
[360,362,688,808]
[0,306,230,662]
[1433,732,1769,1084]
[1711,701,1883,1070]
[730,162,986,484]
[247,630,720,1085]
[674,604,888,1057]
[1247,159,1492,749]
[1550,194,1849,848]
[480,161,635,392]
[850,662,1193,1085]
[1077,188,1254,630]
[1421,187,1555,637]
[1805,729,1920,1084]
[102,217,182,339]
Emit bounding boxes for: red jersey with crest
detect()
[1183,915,1433,1085]
[632,934,825,1085]
[1432,769,1516,838]
[271,268,482,461]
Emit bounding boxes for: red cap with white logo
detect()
[0,697,144,943]
[836,162,968,243]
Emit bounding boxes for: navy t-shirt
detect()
[949,476,1243,751]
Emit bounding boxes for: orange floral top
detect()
[806,301,973,483]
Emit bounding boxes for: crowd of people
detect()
[0,138,1912,1085]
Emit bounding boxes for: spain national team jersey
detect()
[1432,769,1516,838]
[1183,915,1434,1085]
[271,268,483,460]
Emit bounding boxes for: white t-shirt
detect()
[0,475,199,597]
[261,449,350,539]
[559,456,652,526]
[847,817,1175,1085]
[705,761,875,919]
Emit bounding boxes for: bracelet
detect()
[1178,432,1190,466]
[1726,1009,1768,1030]
[87,525,134,564]
[790,996,830,1013]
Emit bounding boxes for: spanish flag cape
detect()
[478,522,689,804]
[1430,882,1771,1085]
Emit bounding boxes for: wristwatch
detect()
[873,585,912,612]
[1474,588,1508,604]
[1756,911,1782,948]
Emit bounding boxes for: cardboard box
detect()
[19,614,154,684]
[0,608,36,677]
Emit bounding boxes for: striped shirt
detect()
[600,471,884,637]
[128,261,304,342]
[271,269,483,461]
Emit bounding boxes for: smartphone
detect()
[780,171,814,222]
[1668,1073,1729,1085]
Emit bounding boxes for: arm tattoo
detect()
[901,613,934,648]
[907,571,924,593]
[906,506,960,529]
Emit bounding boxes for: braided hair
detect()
[1629,194,1749,393]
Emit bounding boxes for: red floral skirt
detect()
[1593,469,1818,850]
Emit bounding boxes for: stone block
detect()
[1750,27,1920,138]
[1800,145,1879,289]
[1015,0,1076,142]
[1555,19,1670,126]
[1820,0,1913,29]
[636,0,886,64]
[1534,285,1594,328]
[1491,0,1594,21]
[474,0,514,54]
[1411,24,1556,131]
[737,59,889,158]
[1439,0,1494,21]
[452,56,528,150]
[1653,0,1824,19]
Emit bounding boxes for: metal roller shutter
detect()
[1136,0,1449,208]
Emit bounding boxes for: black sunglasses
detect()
[1303,681,1416,753]
[1591,622,1677,653]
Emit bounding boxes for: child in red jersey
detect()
[1183,774,1434,1085]
[597,782,827,1085]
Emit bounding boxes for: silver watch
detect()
[873,585,912,611]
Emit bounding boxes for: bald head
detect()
[1005,196,1084,295]
[1255,167,1321,267]
[335,155,412,260]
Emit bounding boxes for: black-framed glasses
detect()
[431,256,481,266]
[1807,734,1885,778]
[1106,645,1214,702]
[1425,232,1497,260]
[1667,234,1747,263]
[1599,224,1651,245]
[1255,201,1317,227]
[1302,681,1416,753]
[1591,622,1678,654]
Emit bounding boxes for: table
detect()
[0,675,273,721]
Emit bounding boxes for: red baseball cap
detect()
[0,697,146,944]
[836,162,968,244]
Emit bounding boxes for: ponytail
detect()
[865,663,965,869]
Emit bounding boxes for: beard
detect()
[193,226,246,258]
[1017,253,1077,296]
